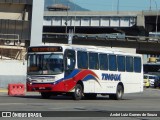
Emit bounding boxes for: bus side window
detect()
[64,49,75,71]
[77,51,88,69]
[89,53,99,70]
[134,57,141,73]
[126,56,133,72]
[99,54,108,70]
[109,55,117,71]
[117,55,125,72]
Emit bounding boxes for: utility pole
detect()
[117,0,119,14]
[150,0,152,10]
[152,0,158,37]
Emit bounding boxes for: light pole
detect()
[65,4,69,34]
[150,0,151,10]
[152,0,158,37]
[117,0,119,14]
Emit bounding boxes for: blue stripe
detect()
[82,75,97,81]
[55,69,81,84]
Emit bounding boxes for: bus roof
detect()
[29,43,141,57]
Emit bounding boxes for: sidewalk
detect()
[0,89,8,93]
[0,89,40,96]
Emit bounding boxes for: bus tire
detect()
[41,92,51,99]
[72,84,83,100]
[110,85,124,100]
[115,85,124,100]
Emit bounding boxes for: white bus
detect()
[26,44,143,100]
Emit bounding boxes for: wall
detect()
[0,60,26,88]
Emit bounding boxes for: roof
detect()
[47,4,70,11]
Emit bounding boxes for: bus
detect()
[26,44,143,100]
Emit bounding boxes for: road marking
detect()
[0,103,24,106]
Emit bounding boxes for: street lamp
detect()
[149,0,151,11]
[65,4,69,33]
[151,0,158,37]
[117,0,119,14]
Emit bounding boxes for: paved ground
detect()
[0,88,160,120]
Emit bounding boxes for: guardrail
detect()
[0,33,20,46]
[43,33,160,43]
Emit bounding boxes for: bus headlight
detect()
[27,77,32,85]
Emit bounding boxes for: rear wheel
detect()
[72,84,83,100]
[109,85,124,100]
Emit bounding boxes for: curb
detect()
[0,89,8,93]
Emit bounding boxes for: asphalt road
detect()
[0,88,160,120]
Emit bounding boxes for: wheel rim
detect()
[118,89,122,98]
[117,85,123,99]
[76,88,81,97]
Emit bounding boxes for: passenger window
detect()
[126,56,133,72]
[134,57,141,73]
[65,50,75,70]
[89,53,99,70]
[109,55,117,71]
[99,54,108,70]
[77,51,88,69]
[117,56,125,72]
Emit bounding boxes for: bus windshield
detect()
[27,54,63,75]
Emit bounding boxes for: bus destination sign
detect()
[28,46,63,52]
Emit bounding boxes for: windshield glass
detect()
[27,54,63,75]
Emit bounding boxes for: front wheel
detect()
[72,84,83,100]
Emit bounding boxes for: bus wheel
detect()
[72,84,83,100]
[41,92,51,99]
[115,85,123,100]
[110,85,123,100]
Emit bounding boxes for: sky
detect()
[71,0,160,11]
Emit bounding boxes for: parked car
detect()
[144,74,158,87]
[143,75,150,88]
[154,77,160,88]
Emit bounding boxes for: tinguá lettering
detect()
[102,73,121,81]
